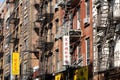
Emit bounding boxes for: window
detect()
[77,43,82,65]
[109,40,114,68]
[23,62,27,79]
[86,37,90,65]
[56,0,60,3]
[56,51,59,71]
[97,45,102,69]
[98,45,102,56]
[77,43,81,58]
[69,14,73,29]
[50,29,53,42]
[24,16,29,25]
[77,7,81,29]
[50,56,53,72]
[24,38,28,50]
[50,4,54,13]
[77,7,80,20]
[5,54,11,64]
[6,35,10,44]
[48,23,53,42]
[55,19,59,33]
[85,0,90,17]
[25,0,29,7]
[97,7,101,26]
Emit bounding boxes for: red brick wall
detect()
[80,0,93,66]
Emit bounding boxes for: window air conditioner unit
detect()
[84,17,90,27]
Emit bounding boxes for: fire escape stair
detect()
[96,0,111,71]
[98,0,118,71]
[97,1,108,30]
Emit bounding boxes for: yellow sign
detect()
[12,52,20,75]
[55,74,62,80]
[74,66,88,80]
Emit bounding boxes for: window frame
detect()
[86,37,90,65]
[85,0,90,17]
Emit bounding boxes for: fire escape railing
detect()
[0,18,4,42]
[33,0,82,79]
[95,0,120,72]
[33,0,54,79]
[0,17,4,75]
[55,0,81,61]
[6,0,15,4]
[6,13,19,45]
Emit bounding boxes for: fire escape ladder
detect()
[105,20,116,69]
[54,1,71,40]
[54,0,81,42]
[99,0,108,30]
[100,43,109,70]
[36,0,46,23]
[96,0,110,71]
[64,2,71,21]
[99,0,117,71]
[39,1,53,77]
[102,1,120,70]
[64,0,78,21]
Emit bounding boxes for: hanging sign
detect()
[63,35,71,65]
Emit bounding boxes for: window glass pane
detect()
[56,52,58,70]
[86,38,90,65]
[86,0,90,16]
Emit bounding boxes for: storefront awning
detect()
[55,73,63,80]
[74,66,88,80]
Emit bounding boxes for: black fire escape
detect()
[40,0,54,80]
[33,0,54,79]
[55,0,82,80]
[6,0,19,51]
[6,0,20,80]
[55,0,81,63]
[95,0,120,79]
[0,15,4,79]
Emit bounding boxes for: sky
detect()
[0,0,4,3]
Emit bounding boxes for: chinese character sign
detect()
[12,52,20,75]
[63,36,71,65]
